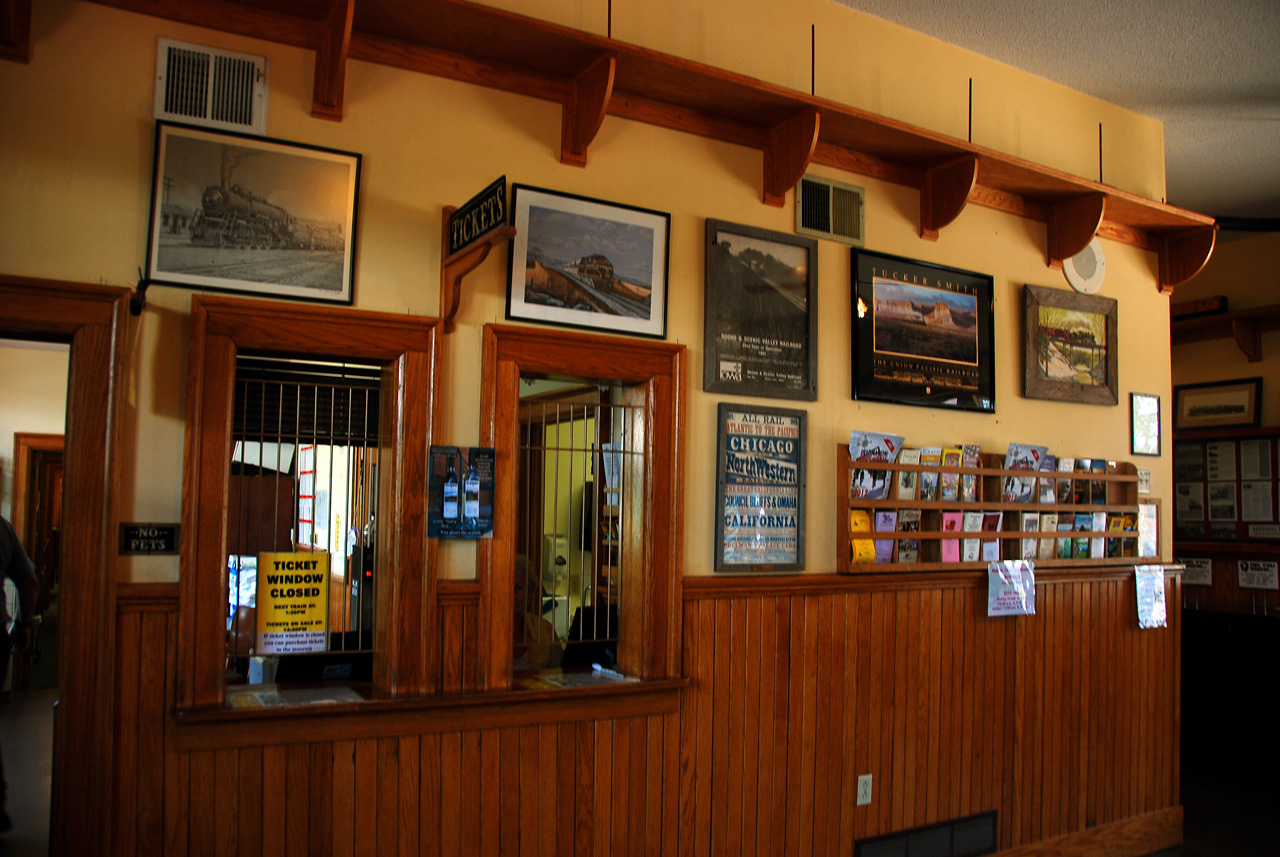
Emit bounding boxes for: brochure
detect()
[896,448,921,501]
[1002,442,1048,503]
[919,447,943,502]
[981,511,1003,562]
[940,447,963,502]
[849,430,905,501]
[1020,511,1040,560]
[874,510,898,563]
[960,444,981,502]
[897,508,922,564]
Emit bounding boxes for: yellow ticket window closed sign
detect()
[256,552,330,654]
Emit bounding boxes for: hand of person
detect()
[8,621,34,654]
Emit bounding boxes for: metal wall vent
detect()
[795,174,865,246]
[154,38,267,135]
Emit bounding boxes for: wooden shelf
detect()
[836,445,1160,574]
[88,0,1216,291]
[1171,302,1280,362]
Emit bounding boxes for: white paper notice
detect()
[1135,566,1168,629]
[1238,560,1279,591]
[1176,482,1204,522]
[1240,439,1272,480]
[987,560,1035,617]
[1206,441,1237,481]
[1241,481,1274,522]
[1179,558,1212,587]
[1207,482,1237,521]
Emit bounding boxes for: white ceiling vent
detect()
[154,38,267,135]
[795,174,865,247]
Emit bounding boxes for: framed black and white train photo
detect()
[145,122,361,304]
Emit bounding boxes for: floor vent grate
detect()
[154,38,267,135]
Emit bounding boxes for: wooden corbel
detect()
[439,205,515,333]
[311,0,353,121]
[0,0,32,63]
[1047,193,1106,268]
[763,108,820,206]
[561,52,616,167]
[1158,226,1216,295]
[919,155,977,240]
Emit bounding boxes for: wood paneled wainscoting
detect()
[113,569,1181,856]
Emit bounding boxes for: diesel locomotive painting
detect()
[147,123,360,304]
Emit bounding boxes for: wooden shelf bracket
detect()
[439,205,515,333]
[0,0,31,62]
[312,0,354,120]
[763,107,820,207]
[561,52,617,167]
[1232,318,1261,362]
[1158,226,1217,294]
[1047,193,1106,267]
[919,155,977,240]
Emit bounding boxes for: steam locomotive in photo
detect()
[189,181,343,252]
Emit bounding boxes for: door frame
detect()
[1,274,129,856]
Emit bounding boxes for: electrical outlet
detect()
[856,774,872,806]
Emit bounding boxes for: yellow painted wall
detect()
[0,0,1176,581]
[1171,232,1280,427]
[0,342,69,519]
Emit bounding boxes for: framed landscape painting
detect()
[145,122,361,304]
[1024,284,1118,405]
[851,249,995,413]
[506,185,670,339]
[704,218,817,400]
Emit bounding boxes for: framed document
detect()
[714,403,806,572]
[704,219,817,400]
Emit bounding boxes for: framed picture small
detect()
[852,250,995,412]
[145,121,361,304]
[1173,377,1263,430]
[704,219,817,400]
[714,403,806,572]
[1024,284,1118,405]
[506,184,670,339]
[1131,393,1161,456]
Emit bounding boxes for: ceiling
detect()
[833,0,1280,237]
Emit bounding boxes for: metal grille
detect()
[514,389,642,674]
[155,38,267,134]
[226,355,381,685]
[163,46,210,120]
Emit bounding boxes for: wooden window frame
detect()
[178,295,441,709]
[478,323,686,689]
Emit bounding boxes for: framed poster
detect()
[703,219,818,400]
[145,122,360,304]
[851,250,995,412]
[1173,377,1262,430]
[1024,284,1118,405]
[714,404,806,571]
[506,184,669,339]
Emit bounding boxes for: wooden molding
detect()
[560,52,616,167]
[997,807,1181,857]
[1158,225,1217,293]
[1171,302,1280,362]
[311,0,354,120]
[762,107,820,206]
[0,0,31,62]
[1047,193,1106,267]
[438,205,515,333]
[0,274,130,856]
[919,155,977,240]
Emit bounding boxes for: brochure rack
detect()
[836,443,1160,573]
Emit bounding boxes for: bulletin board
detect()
[1173,429,1280,542]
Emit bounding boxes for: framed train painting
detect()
[145,122,361,304]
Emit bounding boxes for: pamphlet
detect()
[897,508,922,564]
[941,511,963,562]
[981,511,1003,562]
[1020,511,1040,560]
[1056,457,1076,504]
[896,448,921,501]
[850,509,875,564]
[1037,454,1057,504]
[962,510,984,561]
[1002,442,1048,503]
[919,447,943,502]
[1038,512,1058,560]
[874,510,898,563]
[940,447,963,501]
[960,444,981,502]
[849,430,905,501]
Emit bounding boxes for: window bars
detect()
[515,389,642,673]
[226,355,381,682]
